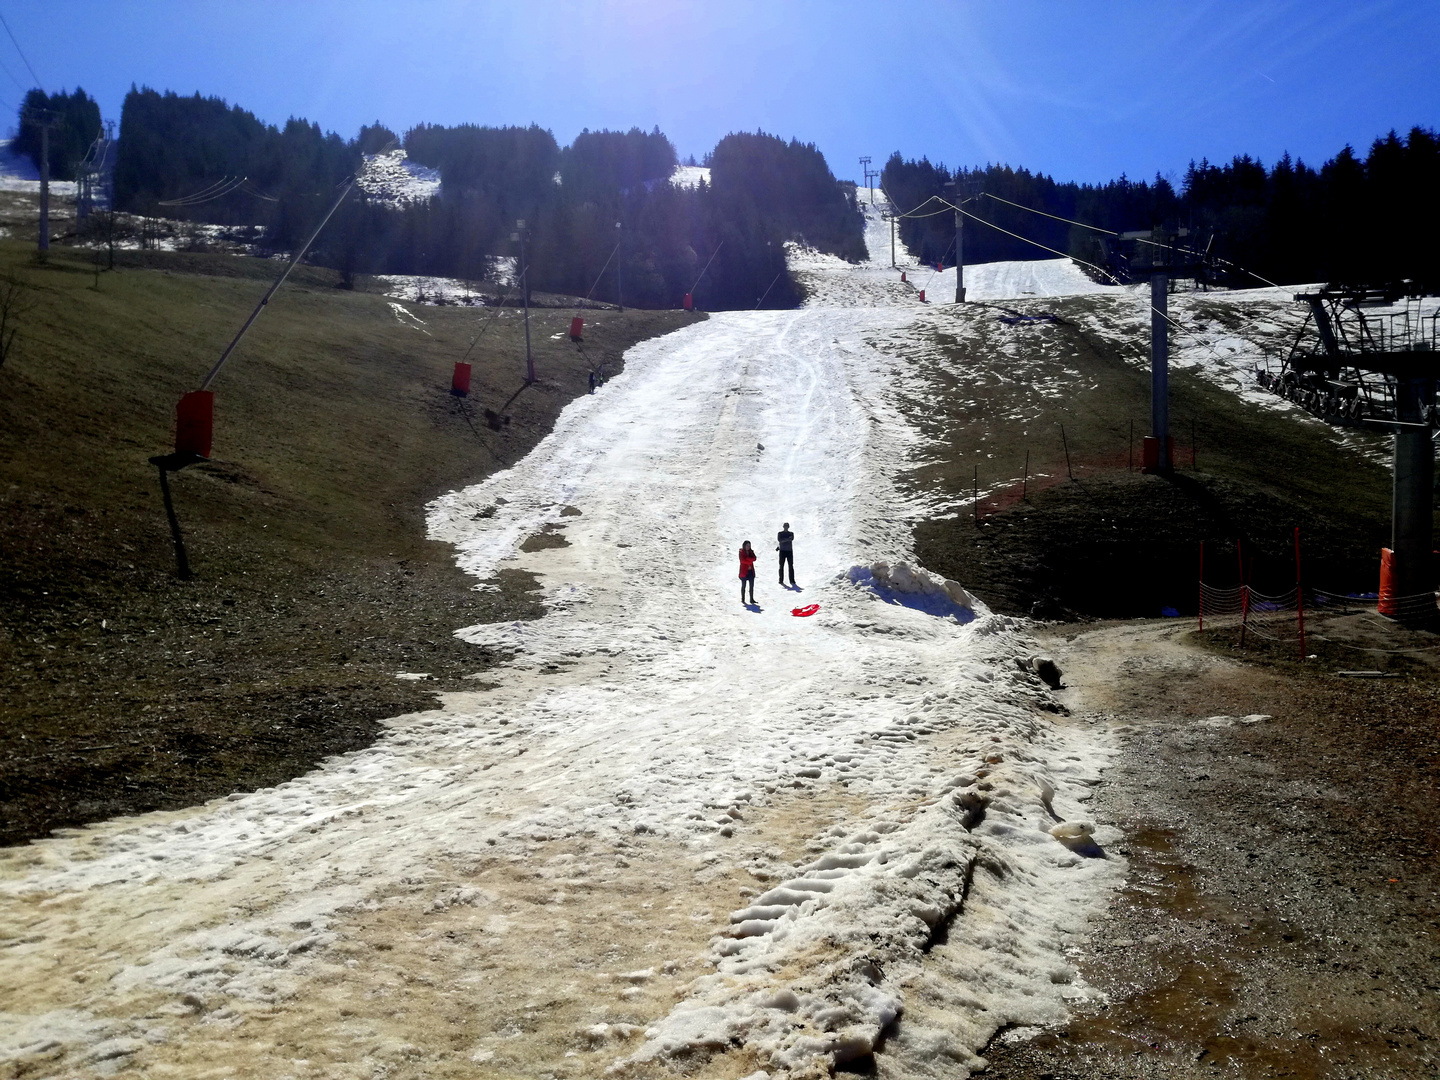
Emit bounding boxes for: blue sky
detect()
[6,1,1436,185]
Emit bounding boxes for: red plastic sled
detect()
[791,604,820,617]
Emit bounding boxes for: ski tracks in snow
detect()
[0,203,1123,1080]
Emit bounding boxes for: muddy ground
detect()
[978,615,1440,1079]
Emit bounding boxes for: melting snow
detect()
[357,148,441,205]
[0,192,1123,1079]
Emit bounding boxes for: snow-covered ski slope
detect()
[0,198,1123,1079]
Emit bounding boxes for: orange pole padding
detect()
[1378,547,1397,616]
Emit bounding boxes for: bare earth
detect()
[980,618,1440,1079]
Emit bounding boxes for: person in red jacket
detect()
[739,540,758,604]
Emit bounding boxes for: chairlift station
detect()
[1257,285,1439,607]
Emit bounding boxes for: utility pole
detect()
[859,156,872,204]
[26,108,58,257]
[513,219,534,383]
[615,220,623,312]
[1150,227,1172,472]
[945,180,966,303]
[889,210,896,268]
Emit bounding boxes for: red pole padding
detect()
[1378,547,1397,616]
[900,271,907,282]
[1294,527,1306,660]
[919,289,926,303]
[569,316,584,341]
[175,390,214,458]
[683,293,693,311]
[451,362,472,397]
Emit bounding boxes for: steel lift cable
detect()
[0,11,42,88]
[158,176,247,207]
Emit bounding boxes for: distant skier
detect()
[588,370,597,393]
[739,540,758,605]
[776,523,796,587]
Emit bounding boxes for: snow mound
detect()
[357,149,440,205]
[625,733,1112,1077]
[671,164,710,189]
[848,561,980,623]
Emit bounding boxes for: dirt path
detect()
[980,618,1440,1079]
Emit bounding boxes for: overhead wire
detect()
[0,11,41,89]
[978,189,1284,290]
[0,54,26,96]
[882,181,1279,367]
[239,179,279,203]
[159,176,249,206]
[979,190,1119,235]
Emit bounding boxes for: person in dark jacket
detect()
[739,540,758,604]
[776,523,795,587]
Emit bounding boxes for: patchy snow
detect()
[793,195,1120,310]
[671,164,711,189]
[0,138,78,196]
[377,260,519,306]
[356,148,440,205]
[0,190,1123,1079]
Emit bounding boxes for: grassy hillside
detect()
[899,295,1413,618]
[0,238,699,844]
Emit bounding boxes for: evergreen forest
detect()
[881,127,1440,290]
[14,87,101,181]
[20,84,1437,305]
[101,90,865,310]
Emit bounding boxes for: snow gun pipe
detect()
[580,240,623,308]
[688,240,724,297]
[198,178,356,391]
[755,268,785,309]
[460,267,526,365]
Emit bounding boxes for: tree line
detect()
[96,89,865,310]
[14,88,101,180]
[26,85,1433,298]
[881,127,1439,289]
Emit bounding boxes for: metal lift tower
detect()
[1257,285,1439,613]
[1122,227,1202,473]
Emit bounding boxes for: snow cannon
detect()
[683,293,693,311]
[569,316,584,342]
[451,362,472,397]
[174,390,213,459]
